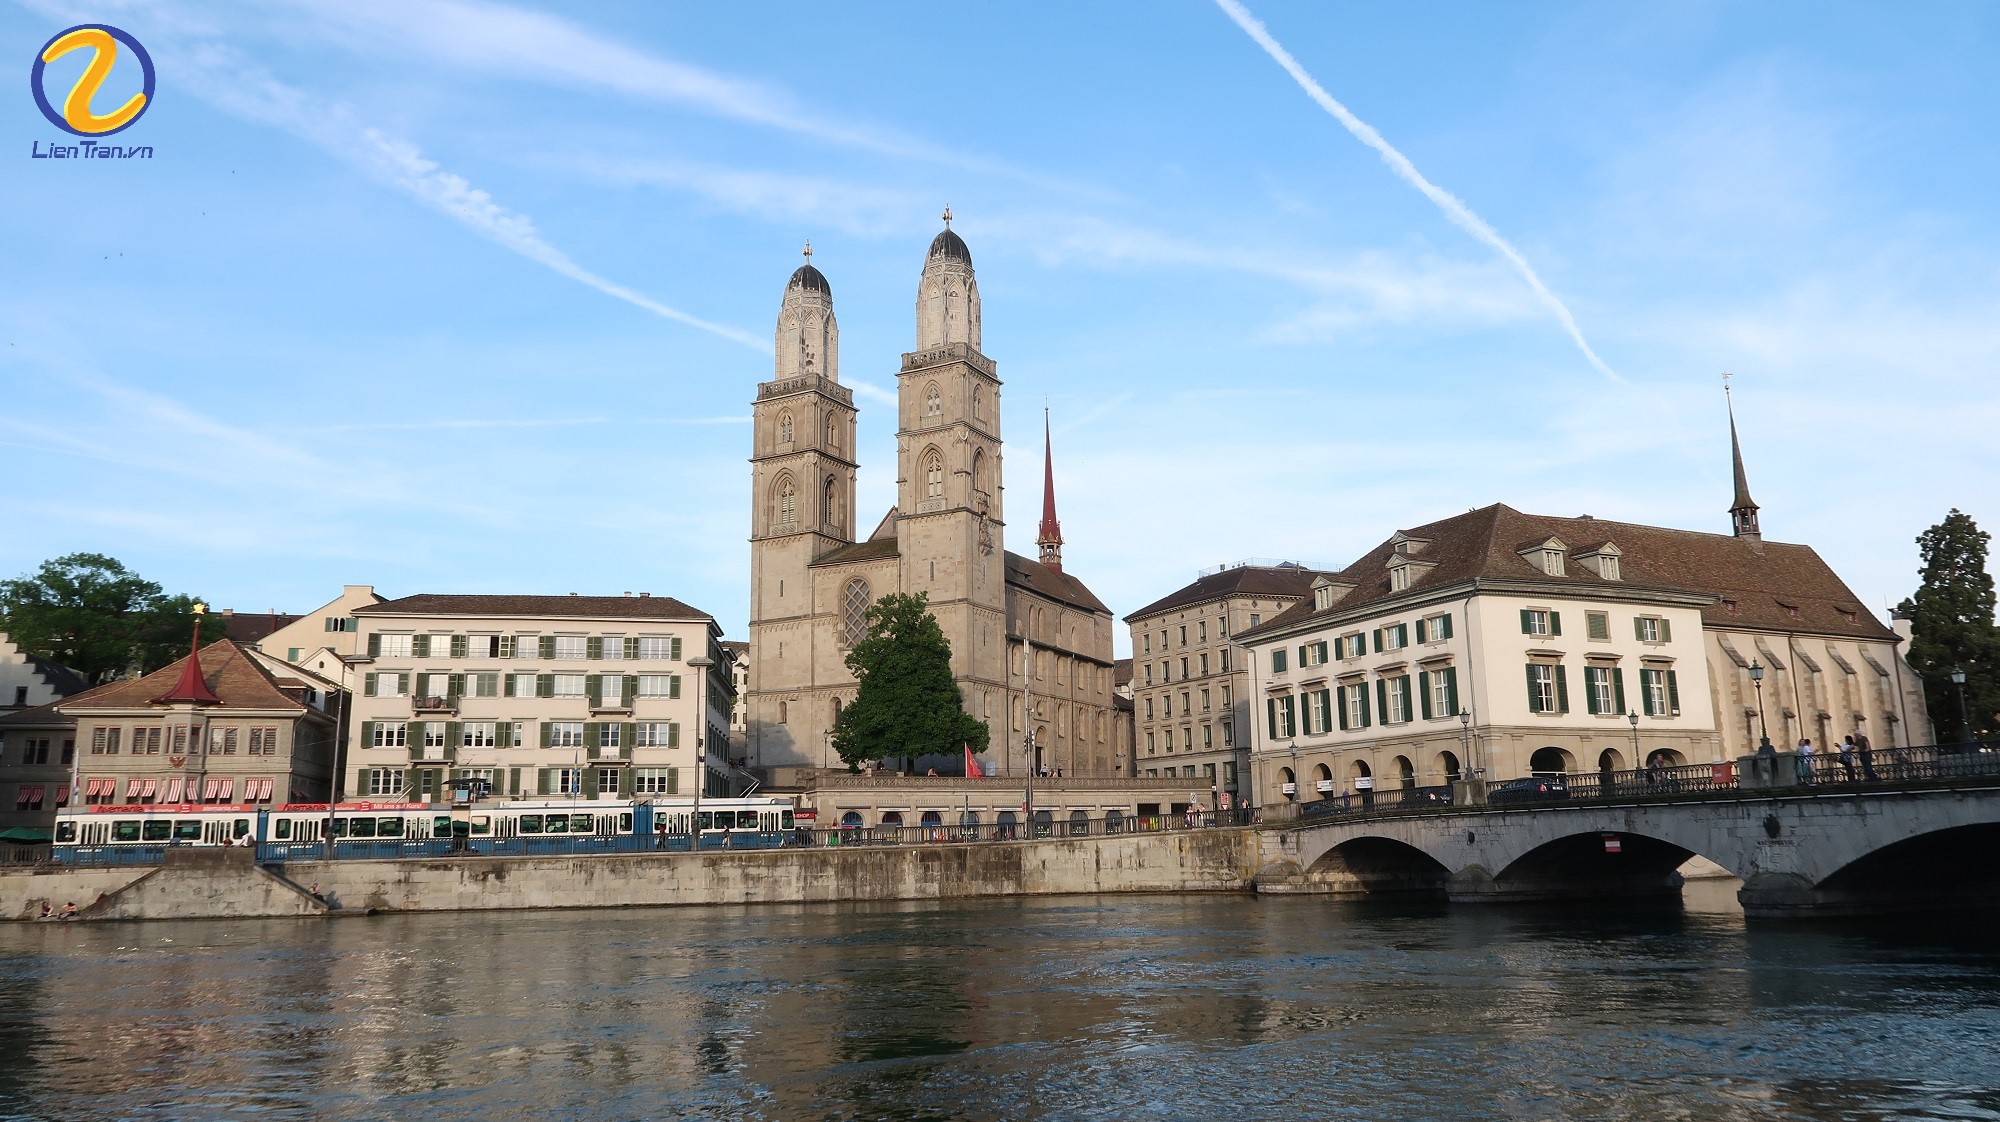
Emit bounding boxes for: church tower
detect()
[749,247,858,761]
[1725,379,1761,544]
[897,211,1008,689]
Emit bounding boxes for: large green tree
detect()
[0,554,206,684]
[1897,510,2000,742]
[831,592,989,771]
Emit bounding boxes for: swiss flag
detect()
[964,744,985,779]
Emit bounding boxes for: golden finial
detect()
[802,239,812,262]
[941,205,953,228]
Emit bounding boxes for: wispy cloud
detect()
[320,416,750,432]
[847,379,901,408]
[1214,0,1623,382]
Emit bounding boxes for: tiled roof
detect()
[719,640,749,654]
[809,538,901,567]
[1125,563,1327,621]
[1242,504,1893,642]
[1113,658,1133,687]
[357,594,711,621]
[220,611,301,644]
[0,698,73,729]
[1005,551,1110,615]
[57,640,308,713]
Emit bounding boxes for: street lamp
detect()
[1628,710,1641,781]
[1458,709,1472,783]
[1949,666,1971,746]
[687,654,714,849]
[1750,663,1774,755]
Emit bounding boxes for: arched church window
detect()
[775,477,797,526]
[972,386,984,418]
[824,476,840,530]
[824,413,838,451]
[924,383,942,418]
[841,579,872,648]
[778,412,794,445]
[972,448,986,493]
[778,700,788,724]
[923,450,945,499]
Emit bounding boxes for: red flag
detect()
[964,744,984,779]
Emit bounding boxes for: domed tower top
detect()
[775,241,838,381]
[915,207,981,352]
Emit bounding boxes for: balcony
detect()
[589,745,633,762]
[412,695,458,715]
[409,744,457,765]
[590,699,633,715]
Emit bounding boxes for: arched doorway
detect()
[1313,762,1334,799]
[1032,809,1054,838]
[1104,809,1125,834]
[1394,756,1416,792]
[1529,747,1572,777]
[996,810,1018,840]
[1350,760,1375,808]
[1438,751,1462,785]
[880,811,904,832]
[958,810,981,840]
[919,810,943,840]
[840,811,862,829]
[1279,767,1297,801]
[1068,810,1090,836]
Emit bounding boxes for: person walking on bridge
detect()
[1838,736,1858,783]
[1855,730,1877,782]
[1796,739,1816,785]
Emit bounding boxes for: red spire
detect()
[1037,408,1064,572]
[154,610,221,705]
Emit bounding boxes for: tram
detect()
[51,796,797,860]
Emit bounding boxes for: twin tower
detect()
[745,217,1120,778]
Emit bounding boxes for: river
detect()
[1,882,1997,1121]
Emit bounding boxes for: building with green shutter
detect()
[346,594,733,804]
[1236,501,1930,813]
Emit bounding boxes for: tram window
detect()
[696,812,713,832]
[173,821,202,842]
[619,814,632,832]
[55,822,76,843]
[233,820,251,839]
[378,818,403,837]
[114,821,142,842]
[274,820,293,840]
[433,817,453,834]
[781,811,795,831]
[348,818,377,838]
[543,814,569,834]
[470,816,491,836]
[569,814,593,832]
[144,821,172,841]
[519,815,543,834]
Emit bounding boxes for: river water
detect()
[1,882,1997,1121]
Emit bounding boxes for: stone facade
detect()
[746,224,1120,779]
[346,594,731,803]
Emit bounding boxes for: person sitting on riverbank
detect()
[37,903,52,920]
[60,902,76,920]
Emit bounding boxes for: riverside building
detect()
[745,218,1120,779]
[345,594,733,803]
[1237,413,1931,810]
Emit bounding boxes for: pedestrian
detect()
[1838,736,1857,782]
[1340,788,1352,811]
[307,882,320,898]
[655,821,668,851]
[1796,739,1816,784]
[60,902,76,920]
[1856,731,1877,782]
[37,902,52,920]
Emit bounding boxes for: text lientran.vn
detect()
[31,140,154,159]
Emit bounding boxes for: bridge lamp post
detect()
[1458,710,1472,781]
[1949,667,1971,746]
[1628,710,1641,779]
[1750,663,1774,755]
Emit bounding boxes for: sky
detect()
[5,0,1998,655]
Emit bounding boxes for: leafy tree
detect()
[0,554,206,683]
[1897,510,2000,742]
[831,592,988,771]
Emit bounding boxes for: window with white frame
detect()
[1636,616,1666,643]
[552,636,588,660]
[1587,666,1616,715]
[598,637,625,661]
[1306,689,1331,734]
[1300,641,1328,668]
[1379,624,1409,652]
[510,672,538,697]
[423,722,451,749]
[634,722,678,748]
[638,636,678,660]
[1528,664,1559,713]
[549,722,585,749]
[1389,564,1413,592]
[365,768,405,796]
[1521,609,1555,638]
[1641,668,1677,716]
[637,674,679,698]
[595,767,620,796]
[376,634,413,658]
[1385,676,1412,723]
[462,722,496,749]
[1429,671,1453,718]
[599,724,622,751]
[551,674,587,698]
[633,767,677,794]
[371,723,407,748]
[553,768,584,795]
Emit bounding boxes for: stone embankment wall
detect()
[0,829,1259,922]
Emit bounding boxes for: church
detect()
[745,216,1122,778]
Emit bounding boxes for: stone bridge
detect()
[1259,780,2000,919]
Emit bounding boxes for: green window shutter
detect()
[405,721,422,748]
[539,722,552,748]
[360,720,375,748]
[1667,669,1681,714]
[1635,617,1646,641]
[667,723,680,748]
[1550,612,1562,637]
[537,769,552,795]
[582,770,598,798]
[503,674,516,698]
[1555,665,1570,714]
[1520,609,1533,635]
[1267,698,1279,738]
[1441,614,1454,640]
[587,637,603,660]
[1418,671,1432,719]
[1371,628,1383,653]
[367,634,381,658]
[1444,667,1459,716]
[397,673,411,695]
[1660,618,1673,643]
[584,723,599,750]
[1396,625,1408,647]
[539,636,556,660]
[1613,668,1626,715]
[1318,689,1332,732]
[447,673,465,700]
[587,675,602,707]
[623,637,640,660]
[451,634,468,659]
[623,723,637,759]
[667,768,680,795]
[619,769,634,797]
[445,721,461,750]
[1336,685,1349,731]
[495,722,511,749]
[670,637,683,661]
[508,767,521,796]
[1296,645,1306,667]
[669,675,682,699]
[537,674,553,698]
[623,676,637,704]
[1585,668,1600,715]
[1376,679,1389,725]
[412,635,430,658]
[1415,618,1427,644]
[1359,681,1372,727]
[1526,664,1541,713]
[363,672,377,696]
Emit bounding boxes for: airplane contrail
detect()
[1214,0,1624,385]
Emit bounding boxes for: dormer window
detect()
[1309,575,1354,612]
[1390,564,1413,592]
[1518,536,1569,577]
[1598,556,1620,580]
[1575,542,1623,581]
[1540,550,1565,576]
[1390,532,1432,556]
[1314,584,1335,611]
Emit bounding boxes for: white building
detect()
[346,594,732,803]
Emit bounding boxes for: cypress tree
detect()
[831,592,989,770]
[1897,510,2000,742]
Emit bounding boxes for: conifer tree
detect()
[831,592,988,770]
[1897,510,2000,742]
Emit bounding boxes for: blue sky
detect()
[5,0,1997,654]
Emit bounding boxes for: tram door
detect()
[256,809,270,844]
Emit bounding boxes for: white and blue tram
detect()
[52,797,798,861]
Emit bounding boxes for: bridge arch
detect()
[1300,835,1451,897]
[1529,747,1573,775]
